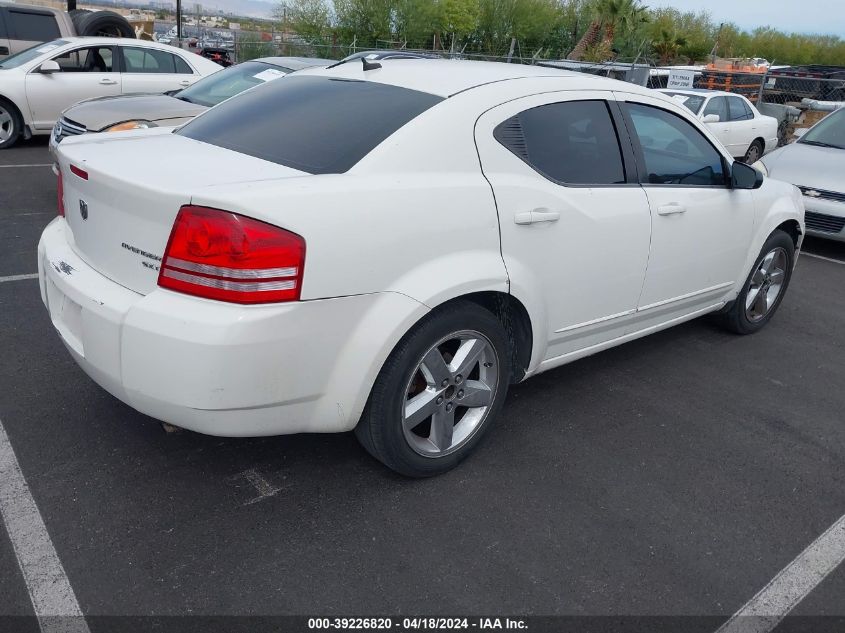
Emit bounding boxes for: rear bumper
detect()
[38,218,428,436]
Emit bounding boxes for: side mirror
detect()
[793,128,808,139]
[38,60,61,74]
[703,114,720,123]
[731,160,764,189]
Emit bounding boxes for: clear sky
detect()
[647,0,845,37]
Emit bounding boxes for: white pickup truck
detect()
[0,2,134,59]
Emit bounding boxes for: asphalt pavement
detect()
[1,137,844,630]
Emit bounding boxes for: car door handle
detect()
[514,209,561,225]
[0,47,9,56]
[657,203,687,216]
[99,78,118,85]
[179,80,191,86]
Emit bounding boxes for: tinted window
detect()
[0,11,7,38]
[728,96,753,121]
[494,100,625,185]
[178,76,443,174]
[122,47,177,73]
[177,61,288,108]
[702,96,727,122]
[627,103,726,186]
[174,55,193,74]
[53,46,114,72]
[8,10,60,41]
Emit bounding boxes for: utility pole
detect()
[176,0,183,43]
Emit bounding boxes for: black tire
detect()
[715,230,795,335]
[743,138,764,164]
[0,97,23,150]
[73,10,135,38]
[355,301,511,477]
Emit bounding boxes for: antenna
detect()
[362,57,382,71]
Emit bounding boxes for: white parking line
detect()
[0,273,39,283]
[0,164,52,168]
[802,252,845,266]
[715,513,845,633]
[0,418,90,633]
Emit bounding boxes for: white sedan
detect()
[659,89,779,163]
[41,60,804,477]
[0,37,222,148]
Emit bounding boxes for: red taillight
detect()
[157,205,305,304]
[57,170,65,217]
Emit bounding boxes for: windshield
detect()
[663,92,706,115]
[0,40,69,69]
[178,75,443,174]
[177,60,291,108]
[799,107,845,149]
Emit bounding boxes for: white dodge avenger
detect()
[40,60,804,477]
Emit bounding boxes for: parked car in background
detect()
[659,88,778,163]
[0,37,222,149]
[51,56,334,155]
[755,106,845,242]
[42,61,803,476]
[0,2,134,59]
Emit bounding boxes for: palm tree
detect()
[652,28,686,65]
[568,0,647,61]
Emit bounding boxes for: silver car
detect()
[757,107,845,242]
[50,56,335,155]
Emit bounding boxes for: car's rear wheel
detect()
[743,139,764,164]
[0,99,22,150]
[355,301,511,477]
[716,230,795,335]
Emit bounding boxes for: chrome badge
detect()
[79,199,88,221]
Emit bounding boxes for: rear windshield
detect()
[177,75,443,174]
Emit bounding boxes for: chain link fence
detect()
[224,30,845,146]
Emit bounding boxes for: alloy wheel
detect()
[744,142,762,163]
[745,247,788,322]
[0,106,13,143]
[401,330,499,457]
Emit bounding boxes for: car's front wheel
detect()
[716,229,795,334]
[0,99,22,150]
[356,301,511,477]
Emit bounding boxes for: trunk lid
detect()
[57,130,309,295]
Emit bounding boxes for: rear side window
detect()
[8,10,60,41]
[626,103,726,186]
[174,55,193,74]
[494,100,626,185]
[728,96,753,121]
[122,47,177,73]
[178,76,443,174]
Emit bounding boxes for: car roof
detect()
[254,56,337,70]
[659,88,742,98]
[58,36,185,48]
[301,58,627,98]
